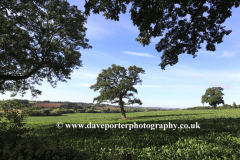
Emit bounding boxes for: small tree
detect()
[0,100,36,142]
[201,87,225,109]
[90,64,145,119]
[232,102,237,108]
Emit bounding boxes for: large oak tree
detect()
[90,64,145,119]
[201,87,225,109]
[84,0,239,69]
[0,0,92,98]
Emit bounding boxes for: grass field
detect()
[1,109,240,159]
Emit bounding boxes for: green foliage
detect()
[201,87,225,109]
[84,0,237,70]
[186,106,212,110]
[90,64,145,119]
[233,102,237,108]
[35,106,44,109]
[29,110,45,116]
[223,104,233,108]
[85,109,99,113]
[0,133,90,160]
[0,100,35,152]
[76,109,86,113]
[29,108,64,116]
[50,108,62,116]
[86,106,92,109]
[0,0,92,98]
[1,109,240,159]
[59,108,75,114]
[110,109,120,113]
[9,99,29,105]
[41,109,50,115]
[0,100,36,126]
[100,108,109,113]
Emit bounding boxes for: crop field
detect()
[1,109,240,159]
[30,103,62,108]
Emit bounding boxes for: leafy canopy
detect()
[201,87,225,108]
[84,0,239,69]
[0,0,92,98]
[90,64,145,106]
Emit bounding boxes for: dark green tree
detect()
[232,102,237,108]
[0,0,92,98]
[90,64,145,119]
[201,87,225,109]
[84,0,239,70]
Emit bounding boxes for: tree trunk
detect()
[119,98,126,119]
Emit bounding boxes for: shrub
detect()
[76,109,85,113]
[85,109,98,113]
[41,109,50,115]
[29,110,45,116]
[0,100,36,149]
[50,109,62,116]
[223,104,232,108]
[67,109,75,113]
[59,108,75,114]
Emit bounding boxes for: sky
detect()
[1,1,240,109]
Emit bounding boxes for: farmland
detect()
[31,103,62,108]
[1,108,240,159]
[30,103,120,110]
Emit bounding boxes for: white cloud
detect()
[219,51,236,57]
[122,51,158,58]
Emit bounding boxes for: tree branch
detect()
[0,60,45,81]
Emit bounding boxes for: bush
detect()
[76,109,85,113]
[50,109,62,116]
[60,108,75,114]
[0,100,36,149]
[85,109,98,113]
[222,104,232,108]
[41,109,50,115]
[29,110,45,116]
[110,109,120,113]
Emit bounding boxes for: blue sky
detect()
[1,1,240,109]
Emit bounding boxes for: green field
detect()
[1,109,240,159]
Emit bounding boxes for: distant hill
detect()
[1,99,184,111]
[31,103,62,108]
